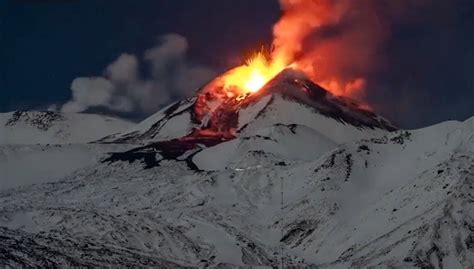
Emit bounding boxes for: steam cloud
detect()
[61,34,215,115]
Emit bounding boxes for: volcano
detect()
[104,69,396,143]
[102,68,396,169]
[2,68,474,267]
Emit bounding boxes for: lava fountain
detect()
[206,51,291,101]
[191,0,379,137]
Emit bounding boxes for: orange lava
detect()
[218,52,289,99]
[204,0,372,102]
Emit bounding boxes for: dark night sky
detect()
[1,0,473,128]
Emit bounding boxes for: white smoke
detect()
[61,34,215,115]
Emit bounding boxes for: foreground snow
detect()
[0,143,132,190]
[0,116,473,267]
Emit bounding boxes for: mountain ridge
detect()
[0,71,473,267]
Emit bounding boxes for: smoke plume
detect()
[61,34,215,116]
[272,0,432,98]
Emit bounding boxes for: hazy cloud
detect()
[105,54,139,83]
[61,34,215,116]
[62,77,116,113]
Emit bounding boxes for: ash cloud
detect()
[273,0,415,97]
[61,34,215,117]
[275,0,474,127]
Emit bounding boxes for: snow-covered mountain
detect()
[0,111,134,190]
[100,69,396,145]
[0,110,133,145]
[0,70,473,268]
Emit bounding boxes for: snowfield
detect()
[0,77,473,267]
[0,143,132,190]
[0,111,133,190]
[0,111,133,145]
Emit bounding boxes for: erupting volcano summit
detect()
[194,67,395,138]
[103,67,396,170]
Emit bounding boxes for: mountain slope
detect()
[0,111,133,145]
[0,117,472,267]
[0,69,472,267]
[193,123,337,171]
[0,111,134,190]
[0,143,131,190]
[102,69,396,145]
[101,69,397,171]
